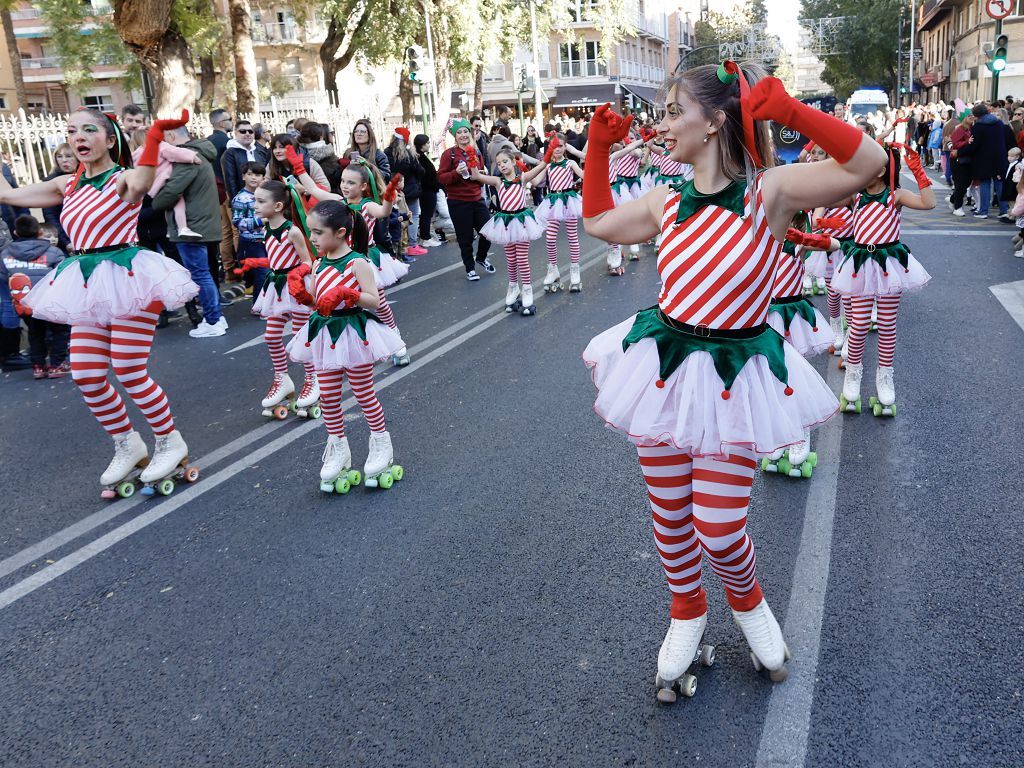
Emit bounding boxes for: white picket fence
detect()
[0,100,389,187]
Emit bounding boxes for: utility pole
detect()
[908,0,917,104]
[423,0,437,123]
[897,8,904,103]
[992,18,1004,102]
[529,0,544,128]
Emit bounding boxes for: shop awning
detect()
[623,83,660,106]
[482,90,549,108]
[552,83,617,108]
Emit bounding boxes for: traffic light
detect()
[406,45,425,82]
[517,64,528,91]
[987,34,1009,73]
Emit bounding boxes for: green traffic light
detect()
[994,58,1007,72]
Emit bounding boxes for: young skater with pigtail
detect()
[580,61,885,702]
[830,144,934,416]
[284,145,413,367]
[534,136,584,293]
[610,133,648,261]
[249,179,318,419]
[804,198,856,355]
[470,147,549,316]
[285,200,405,492]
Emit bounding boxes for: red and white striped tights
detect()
[845,294,900,367]
[69,301,175,437]
[504,242,532,284]
[638,444,764,620]
[825,279,841,320]
[317,364,386,437]
[545,219,580,265]
[264,310,314,377]
[376,289,398,330]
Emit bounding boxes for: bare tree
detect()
[228,0,258,114]
[112,0,194,114]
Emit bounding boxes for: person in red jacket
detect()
[437,119,496,281]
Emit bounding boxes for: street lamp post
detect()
[529,0,544,128]
[908,0,917,104]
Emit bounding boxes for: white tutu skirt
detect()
[23,248,198,327]
[480,211,547,245]
[582,315,838,458]
[287,315,404,371]
[252,277,310,318]
[767,304,834,358]
[535,193,582,222]
[372,251,409,288]
[611,180,642,206]
[832,251,930,297]
[639,169,658,194]
[803,249,835,279]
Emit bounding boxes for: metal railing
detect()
[252,19,328,45]
[19,57,61,69]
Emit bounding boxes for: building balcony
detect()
[252,19,327,45]
[636,12,668,40]
[19,57,126,83]
[919,0,951,31]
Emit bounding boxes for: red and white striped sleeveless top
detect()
[61,167,139,250]
[853,190,900,244]
[546,161,575,192]
[772,246,805,299]
[615,153,641,178]
[358,199,377,247]
[659,156,689,177]
[266,222,301,271]
[819,205,855,239]
[313,255,363,300]
[649,153,665,172]
[657,177,781,329]
[498,179,528,212]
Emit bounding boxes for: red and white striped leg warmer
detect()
[844,296,874,366]
[875,293,901,367]
[317,368,346,437]
[566,218,581,264]
[638,444,706,620]
[545,219,560,266]
[505,244,519,284]
[347,363,386,433]
[109,302,175,436]
[842,295,852,322]
[289,308,315,377]
[264,315,289,374]
[515,241,532,284]
[826,280,841,319]
[691,449,763,612]
[70,325,131,436]
[376,288,398,331]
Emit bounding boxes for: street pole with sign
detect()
[908,0,916,104]
[985,0,1013,100]
[529,0,544,128]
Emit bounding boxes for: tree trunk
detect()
[320,10,365,104]
[399,75,414,123]
[198,56,216,114]
[0,9,25,110]
[473,64,484,114]
[228,0,259,115]
[112,0,195,116]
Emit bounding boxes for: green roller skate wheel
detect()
[761,457,771,472]
[348,469,362,485]
[777,457,792,475]
[801,462,813,478]
[334,476,351,494]
[839,393,848,410]
[157,478,175,496]
[392,465,404,481]
[868,396,878,408]
[807,452,818,468]
[854,399,862,414]
[890,403,897,417]
[116,481,136,499]
[872,402,882,417]
[308,405,321,419]
[379,472,394,489]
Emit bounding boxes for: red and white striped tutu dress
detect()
[23,166,197,326]
[287,252,404,370]
[357,198,409,288]
[535,160,581,222]
[479,177,546,244]
[804,205,854,280]
[611,152,643,205]
[655,153,693,187]
[832,188,930,296]
[766,240,834,357]
[582,176,838,457]
[251,220,312,318]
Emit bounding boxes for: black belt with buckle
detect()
[771,294,807,306]
[657,309,767,340]
[69,242,137,256]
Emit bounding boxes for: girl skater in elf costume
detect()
[286,201,405,492]
[470,147,549,316]
[0,110,200,499]
[581,62,886,702]
[534,136,585,293]
[249,180,319,419]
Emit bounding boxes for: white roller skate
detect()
[139,430,198,496]
[837,327,850,369]
[319,434,360,493]
[261,373,295,419]
[815,277,827,295]
[607,247,624,276]
[100,431,149,500]
[628,243,640,260]
[840,362,863,413]
[654,614,715,703]
[392,346,412,367]
[802,274,814,296]
[543,263,562,293]
[363,430,404,489]
[733,599,791,682]
[785,428,817,478]
[829,316,844,356]
[760,446,786,474]
[293,374,321,419]
[520,284,537,316]
[504,282,522,313]
[870,366,897,417]
[569,263,582,293]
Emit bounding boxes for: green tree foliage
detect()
[37,0,138,93]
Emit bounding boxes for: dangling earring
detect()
[703,124,713,143]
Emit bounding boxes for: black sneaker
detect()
[475,258,496,274]
[999,214,1013,223]
[1,353,32,371]
[184,299,202,328]
[466,270,480,282]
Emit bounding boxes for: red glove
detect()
[903,148,932,189]
[338,156,351,170]
[787,228,833,251]
[284,145,306,177]
[582,103,634,219]
[640,127,657,142]
[465,145,479,170]
[803,140,816,155]
[743,77,863,164]
[8,273,31,317]
[287,263,313,306]
[814,216,846,231]
[382,173,403,202]
[515,158,528,173]
[315,285,362,316]
[232,257,270,276]
[543,136,561,163]
[137,109,190,167]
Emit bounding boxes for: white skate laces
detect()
[364,431,393,477]
[843,362,863,401]
[140,430,187,483]
[658,615,707,681]
[297,374,319,406]
[732,599,789,677]
[876,366,895,405]
[320,435,350,481]
[101,431,147,485]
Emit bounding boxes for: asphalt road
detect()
[1,181,1022,767]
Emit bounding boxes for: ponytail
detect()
[311,200,370,255]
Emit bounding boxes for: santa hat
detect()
[394,126,410,143]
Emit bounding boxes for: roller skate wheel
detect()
[272,404,289,420]
[391,465,404,481]
[379,471,394,490]
[521,306,536,316]
[838,358,845,370]
[183,466,200,483]
[116,480,136,498]
[261,408,273,418]
[760,457,771,472]
[334,476,351,494]
[769,665,789,683]
[100,488,117,500]
[347,469,362,486]
[800,462,813,479]
[141,485,155,497]
[157,478,175,496]
[872,401,882,417]
[807,452,818,468]
[680,674,697,698]
[656,686,678,704]
[570,285,581,293]
[700,644,716,667]
[308,405,321,419]
[853,398,862,414]
[890,404,897,417]
[868,396,878,408]
[777,457,792,475]
[319,480,335,493]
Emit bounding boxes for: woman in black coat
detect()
[961,103,1017,218]
[384,129,425,254]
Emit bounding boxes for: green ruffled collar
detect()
[672,178,746,224]
[266,219,292,239]
[316,250,365,272]
[74,165,121,192]
[859,187,891,207]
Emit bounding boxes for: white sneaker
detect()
[952,208,965,217]
[189,320,225,338]
[1015,249,1024,258]
[178,226,204,242]
[215,315,229,330]
[420,238,442,248]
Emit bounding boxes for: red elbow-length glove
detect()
[382,173,403,202]
[465,145,479,170]
[582,103,634,219]
[902,147,932,189]
[814,216,846,231]
[543,136,561,163]
[284,145,307,177]
[743,78,863,164]
[232,257,270,276]
[515,158,529,173]
[315,285,361,316]
[287,263,314,306]
[787,228,834,251]
[137,110,190,168]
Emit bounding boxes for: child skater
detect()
[470,147,549,316]
[610,132,647,261]
[534,136,584,293]
[285,201,405,492]
[831,144,934,416]
[580,63,885,702]
[805,204,855,356]
[249,179,319,419]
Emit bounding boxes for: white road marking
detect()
[755,363,845,768]
[903,229,1009,236]
[990,280,1024,332]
